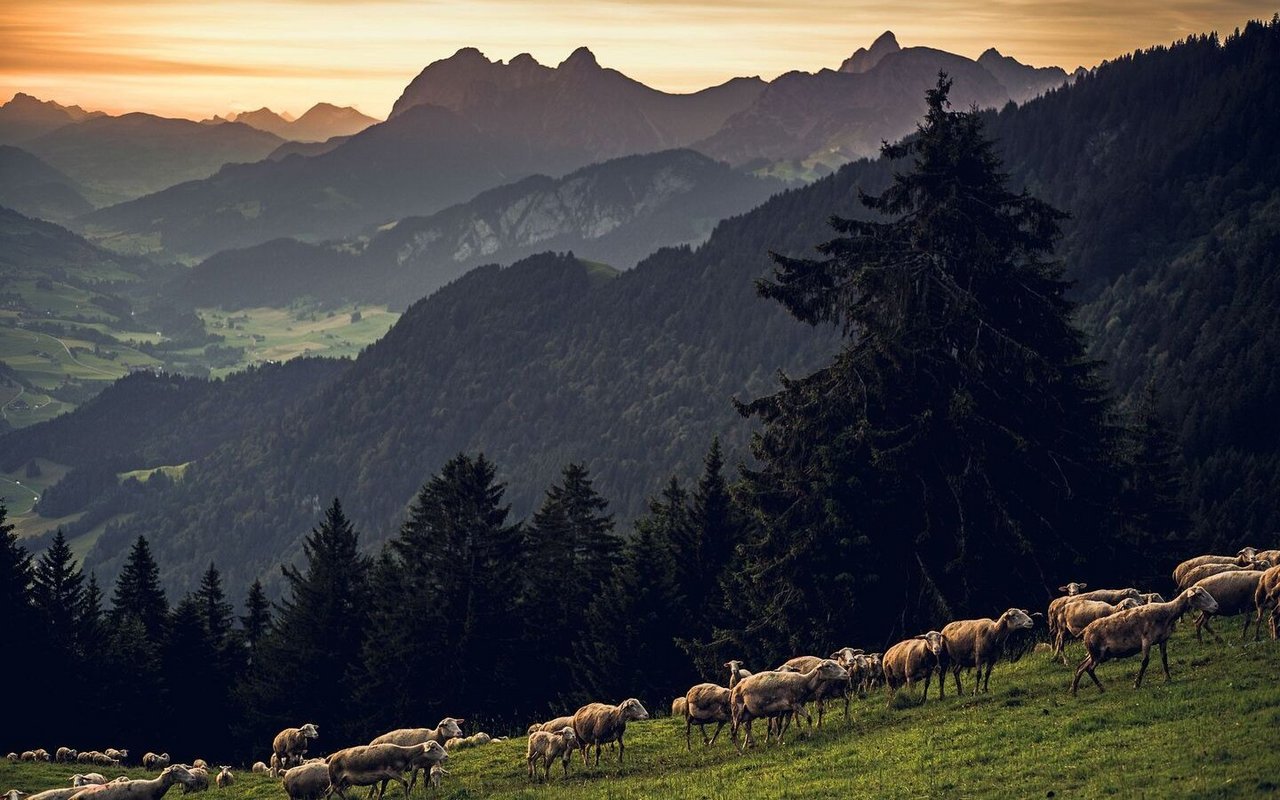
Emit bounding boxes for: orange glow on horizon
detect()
[2,0,1275,120]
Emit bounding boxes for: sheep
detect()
[67,765,192,800]
[91,754,120,768]
[729,659,849,751]
[1003,611,1044,663]
[941,608,1035,694]
[724,660,752,688]
[1252,564,1280,640]
[72,776,107,788]
[141,754,170,772]
[4,791,27,800]
[190,762,206,772]
[368,718,462,790]
[1048,588,1142,647]
[882,631,947,705]
[30,789,95,800]
[57,748,79,763]
[272,724,319,769]
[670,696,687,717]
[109,780,129,785]
[777,655,852,726]
[6,753,18,761]
[326,742,448,800]
[1172,554,1251,586]
[282,762,329,800]
[682,683,732,749]
[572,698,649,767]
[1176,558,1271,591]
[213,769,232,791]
[427,765,448,792]
[19,752,36,762]
[250,763,268,775]
[1191,570,1267,641]
[526,727,576,781]
[442,739,463,752]
[1071,585,1220,695]
[1052,598,1140,663]
[177,767,208,795]
[103,751,127,764]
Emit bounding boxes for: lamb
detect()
[1071,585,1219,695]
[1052,599,1140,663]
[729,659,849,751]
[682,683,732,750]
[941,608,1035,694]
[326,742,448,800]
[282,762,329,800]
[1252,564,1280,639]
[57,749,79,763]
[572,698,649,767]
[526,727,576,781]
[272,724,319,769]
[72,776,107,788]
[214,769,232,790]
[724,660,752,688]
[882,631,947,705]
[68,765,193,800]
[427,765,448,792]
[670,697,687,718]
[1191,570,1267,641]
[141,754,170,771]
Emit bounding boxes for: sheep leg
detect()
[685,718,693,751]
[562,753,570,777]
[1071,655,1102,695]
[1253,606,1266,641]
[922,672,931,702]
[708,721,725,745]
[982,661,993,694]
[618,733,625,767]
[1202,614,1222,643]
[407,768,420,795]
[1241,611,1252,641]
[1159,640,1171,682]
[1134,643,1152,689]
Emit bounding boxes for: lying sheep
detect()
[141,754,170,772]
[1192,570,1267,641]
[71,776,107,788]
[250,763,268,775]
[1252,564,1280,640]
[57,749,79,763]
[272,724,319,770]
[282,762,328,800]
[526,727,576,781]
[5,753,18,761]
[1052,599,1140,663]
[572,698,649,767]
[729,659,849,751]
[4,791,26,800]
[683,683,732,749]
[882,631,947,705]
[942,608,1035,694]
[68,765,192,800]
[190,762,206,772]
[1072,586,1219,695]
[213,769,232,790]
[724,660,752,689]
[427,765,448,792]
[327,742,448,800]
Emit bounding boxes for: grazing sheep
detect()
[682,683,732,749]
[427,765,448,792]
[725,660,752,688]
[1252,564,1280,640]
[882,631,947,705]
[729,659,849,751]
[282,762,329,800]
[942,608,1035,694]
[19,752,36,762]
[529,716,576,736]
[250,763,268,775]
[72,776,107,788]
[57,749,79,763]
[177,767,208,795]
[1052,599,1140,663]
[103,751,127,764]
[214,769,232,790]
[90,754,120,768]
[1071,586,1219,695]
[526,727,577,781]
[1192,570,1267,641]
[272,724,319,769]
[670,696,687,717]
[141,754,170,772]
[68,765,192,800]
[572,698,649,767]
[327,742,448,800]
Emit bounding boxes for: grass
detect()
[195,305,398,377]
[3,626,1279,799]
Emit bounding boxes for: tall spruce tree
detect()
[240,578,271,658]
[1119,377,1190,579]
[163,596,218,755]
[31,529,86,724]
[111,535,169,641]
[735,76,1124,652]
[0,501,43,748]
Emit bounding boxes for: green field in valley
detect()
[3,623,1278,799]
[195,305,398,377]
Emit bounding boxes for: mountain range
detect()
[208,103,379,142]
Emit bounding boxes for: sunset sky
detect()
[2,0,1274,120]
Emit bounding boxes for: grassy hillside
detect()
[4,626,1278,799]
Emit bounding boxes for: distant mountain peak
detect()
[559,46,600,70]
[979,47,1003,61]
[509,52,541,68]
[839,30,902,73]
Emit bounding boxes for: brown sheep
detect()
[177,768,208,795]
[529,716,575,735]
[282,762,328,800]
[57,748,79,763]
[525,727,576,781]
[728,659,849,751]
[1071,586,1219,695]
[249,763,268,775]
[777,654,852,727]
[1172,554,1251,586]
[68,766,192,800]
[1176,560,1267,591]
[882,631,946,705]
[1052,598,1140,663]
[213,769,232,791]
[670,697,687,718]
[682,683,731,750]
[368,720,462,792]
[272,724,319,769]
[572,698,649,767]
[725,660,752,689]
[942,608,1035,694]
[1192,569,1267,641]
[1252,564,1280,640]
[327,742,447,800]
[141,754,169,772]
[103,751,127,764]
[1048,588,1141,648]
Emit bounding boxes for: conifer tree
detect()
[111,535,169,640]
[196,562,235,648]
[80,572,106,658]
[240,578,271,657]
[1119,377,1189,576]
[163,596,217,754]
[736,76,1124,650]
[32,529,85,650]
[670,439,745,634]
[0,501,43,741]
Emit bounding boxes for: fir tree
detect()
[162,596,218,755]
[240,578,271,656]
[111,535,169,640]
[195,562,236,649]
[0,501,44,740]
[736,75,1124,650]
[1119,377,1190,576]
[31,528,85,649]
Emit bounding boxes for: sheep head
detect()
[829,647,863,666]
[1001,608,1035,630]
[814,659,850,681]
[556,727,577,744]
[1116,598,1142,610]
[438,717,464,739]
[299,723,319,739]
[1185,585,1219,613]
[1058,582,1088,595]
[724,659,744,673]
[4,790,28,800]
[1237,546,1258,560]
[619,698,649,720]
[919,630,945,655]
[1140,592,1165,604]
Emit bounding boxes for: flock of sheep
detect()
[7,545,1279,795]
